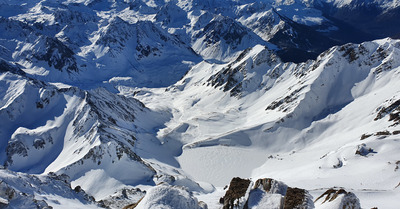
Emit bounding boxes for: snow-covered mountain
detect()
[192,15,270,62]
[1,0,400,208]
[0,67,162,197]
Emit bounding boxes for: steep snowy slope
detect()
[128,38,400,208]
[0,68,162,199]
[79,16,199,87]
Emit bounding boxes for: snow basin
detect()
[177,146,267,187]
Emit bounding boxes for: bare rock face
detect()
[220,177,252,209]
[283,187,314,209]
[219,178,364,209]
[0,169,95,208]
[314,188,361,209]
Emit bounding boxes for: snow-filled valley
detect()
[1,0,400,208]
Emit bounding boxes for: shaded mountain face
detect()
[192,15,269,62]
[312,0,400,39]
[0,71,155,185]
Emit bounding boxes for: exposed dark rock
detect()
[314,188,361,209]
[360,133,372,140]
[266,86,306,112]
[221,177,251,209]
[394,161,400,171]
[74,186,82,193]
[33,37,78,72]
[375,99,400,121]
[33,139,46,149]
[283,187,313,209]
[5,141,28,167]
[0,59,26,76]
[375,131,391,136]
[315,188,347,203]
[207,58,248,97]
[338,43,368,63]
[333,159,343,169]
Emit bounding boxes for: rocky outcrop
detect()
[314,188,361,209]
[375,98,400,126]
[220,177,363,209]
[207,45,280,97]
[0,169,96,208]
[31,36,78,72]
[283,187,314,209]
[220,177,252,209]
[220,177,315,209]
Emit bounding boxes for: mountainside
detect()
[1,0,400,208]
[129,38,400,208]
[0,69,162,197]
[312,0,400,38]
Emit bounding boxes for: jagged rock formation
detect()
[314,188,361,209]
[283,187,314,209]
[0,70,156,197]
[220,177,252,209]
[219,177,315,209]
[0,168,97,208]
